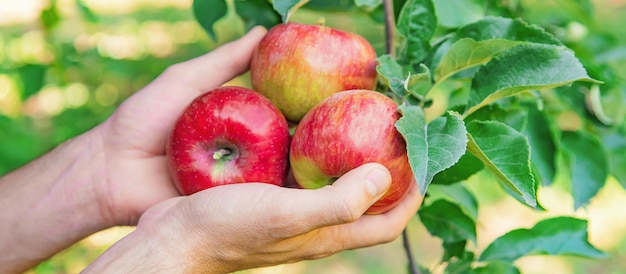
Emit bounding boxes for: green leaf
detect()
[397,0,437,65]
[471,261,520,274]
[434,38,523,82]
[430,16,563,71]
[427,183,478,220]
[431,152,483,185]
[273,0,310,23]
[354,0,381,9]
[455,16,563,46]
[442,240,466,261]
[466,120,537,208]
[376,56,431,100]
[377,55,407,97]
[445,259,472,274]
[424,112,468,188]
[465,44,599,117]
[524,104,557,186]
[304,0,354,10]
[396,106,468,194]
[560,131,609,209]
[418,199,476,243]
[466,104,528,132]
[235,0,281,31]
[17,64,47,100]
[192,0,228,40]
[433,0,484,28]
[407,64,432,97]
[396,104,428,191]
[479,217,607,262]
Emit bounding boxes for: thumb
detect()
[332,163,392,205]
[285,163,392,234]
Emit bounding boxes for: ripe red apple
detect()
[289,90,413,214]
[166,86,290,195]
[250,22,378,123]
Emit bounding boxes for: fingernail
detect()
[365,168,391,197]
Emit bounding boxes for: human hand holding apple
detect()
[167,23,413,214]
[86,25,423,273]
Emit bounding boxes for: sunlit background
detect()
[1,0,626,273]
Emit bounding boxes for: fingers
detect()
[281,163,392,235]
[291,181,423,260]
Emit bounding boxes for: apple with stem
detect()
[166,86,290,195]
[289,89,413,214]
[250,22,378,123]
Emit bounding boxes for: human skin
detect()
[0,26,424,273]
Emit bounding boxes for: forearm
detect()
[0,127,113,273]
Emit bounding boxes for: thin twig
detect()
[383,0,396,58]
[402,228,420,274]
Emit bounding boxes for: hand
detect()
[85,163,424,273]
[94,26,269,226]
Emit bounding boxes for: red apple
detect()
[166,86,290,195]
[250,22,378,123]
[289,90,413,214]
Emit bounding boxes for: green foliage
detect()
[395,105,467,194]
[188,0,626,272]
[396,0,436,66]
[471,261,520,274]
[432,0,483,28]
[418,199,476,243]
[273,0,310,23]
[466,120,536,207]
[560,131,609,209]
[433,38,522,83]
[236,0,281,31]
[192,0,228,40]
[465,43,598,117]
[479,217,607,261]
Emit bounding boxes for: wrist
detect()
[86,202,227,274]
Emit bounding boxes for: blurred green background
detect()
[1,0,626,273]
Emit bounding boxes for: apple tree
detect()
[193,0,624,273]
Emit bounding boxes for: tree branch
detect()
[383,0,396,58]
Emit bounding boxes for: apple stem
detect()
[317,17,326,26]
[212,148,232,160]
